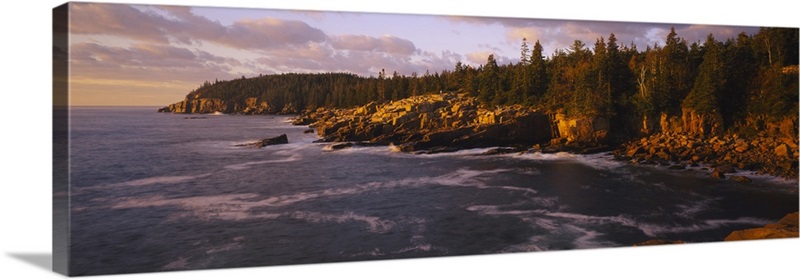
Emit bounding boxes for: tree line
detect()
[185,27,797,134]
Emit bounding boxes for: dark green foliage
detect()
[748,66,799,120]
[684,34,725,114]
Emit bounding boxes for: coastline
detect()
[158,92,798,179]
[277,93,798,180]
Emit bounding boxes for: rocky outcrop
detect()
[724,212,799,241]
[235,134,289,148]
[553,113,610,144]
[615,132,799,178]
[298,93,570,153]
[158,97,291,115]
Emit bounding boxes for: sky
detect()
[64,2,768,106]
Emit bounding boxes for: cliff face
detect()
[158,97,297,115]
[299,93,610,153]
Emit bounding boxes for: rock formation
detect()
[297,93,609,153]
[158,97,291,115]
[614,132,799,178]
[724,212,799,241]
[235,134,289,148]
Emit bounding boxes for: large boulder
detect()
[236,134,289,148]
[774,144,789,157]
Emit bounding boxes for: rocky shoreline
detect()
[634,212,799,246]
[614,132,799,179]
[294,93,618,154]
[291,93,798,179]
[724,212,799,241]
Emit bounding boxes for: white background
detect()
[1,0,798,279]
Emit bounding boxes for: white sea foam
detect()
[636,217,772,237]
[103,173,212,188]
[205,242,243,254]
[392,244,439,254]
[541,210,772,238]
[500,236,548,252]
[543,212,640,228]
[674,198,718,218]
[348,248,385,257]
[564,224,618,249]
[512,152,627,171]
[289,211,394,234]
[223,155,300,170]
[513,151,575,161]
[162,256,190,270]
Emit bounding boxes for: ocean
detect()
[66,107,798,275]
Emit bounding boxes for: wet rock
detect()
[729,176,752,183]
[324,142,354,151]
[714,165,737,174]
[626,146,643,157]
[236,134,289,148]
[303,129,315,134]
[481,147,522,156]
[734,141,749,153]
[291,117,313,125]
[724,212,799,241]
[710,170,726,179]
[775,144,789,157]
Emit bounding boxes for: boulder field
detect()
[614,132,799,178]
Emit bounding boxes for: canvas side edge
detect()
[52,2,70,276]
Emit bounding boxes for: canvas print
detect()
[53,1,799,276]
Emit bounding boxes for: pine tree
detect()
[479,54,500,104]
[529,40,548,102]
[520,37,530,65]
[684,34,724,114]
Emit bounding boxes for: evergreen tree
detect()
[529,40,548,102]
[684,34,724,114]
[479,54,500,104]
[520,37,530,65]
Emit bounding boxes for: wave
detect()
[512,152,627,171]
[500,238,547,252]
[110,193,394,233]
[162,256,190,270]
[289,211,394,234]
[563,224,618,249]
[223,155,300,170]
[392,243,448,255]
[96,173,212,189]
[637,217,772,237]
[541,210,772,238]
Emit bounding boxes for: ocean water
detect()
[67,107,798,275]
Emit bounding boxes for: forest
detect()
[181,27,798,137]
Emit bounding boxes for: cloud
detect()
[224,18,327,49]
[447,15,759,54]
[330,35,417,55]
[69,3,326,50]
[69,4,177,44]
[69,43,240,83]
[465,51,493,65]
